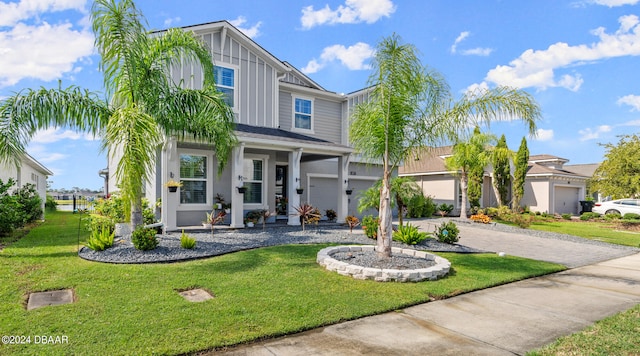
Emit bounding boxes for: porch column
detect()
[287,148,303,225]
[337,153,351,222]
[162,137,178,231]
[230,143,245,228]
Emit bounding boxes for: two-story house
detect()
[107,21,382,230]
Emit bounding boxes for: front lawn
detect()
[528,219,640,247]
[0,211,564,355]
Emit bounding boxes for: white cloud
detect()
[0,4,94,88]
[229,16,262,38]
[0,0,86,27]
[578,125,612,141]
[163,16,181,27]
[485,14,640,91]
[617,94,640,111]
[450,31,493,56]
[461,47,493,56]
[301,0,396,29]
[534,128,554,141]
[590,0,639,7]
[31,127,98,144]
[450,31,469,53]
[302,42,374,74]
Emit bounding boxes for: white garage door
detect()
[309,177,378,218]
[554,186,579,215]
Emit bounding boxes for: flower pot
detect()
[246,222,254,227]
[215,203,222,210]
[296,188,304,195]
[237,186,247,194]
[202,223,212,229]
[224,208,231,214]
[168,186,178,192]
[345,189,353,195]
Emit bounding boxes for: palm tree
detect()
[446,130,495,219]
[350,34,540,258]
[0,0,236,228]
[357,176,422,227]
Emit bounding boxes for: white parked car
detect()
[592,199,640,216]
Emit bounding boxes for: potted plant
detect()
[325,209,337,222]
[345,188,353,195]
[245,210,262,227]
[237,186,247,194]
[296,187,304,194]
[214,193,226,210]
[165,179,182,192]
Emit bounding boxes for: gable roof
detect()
[399,146,454,175]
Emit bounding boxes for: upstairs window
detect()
[214,66,235,108]
[294,97,313,131]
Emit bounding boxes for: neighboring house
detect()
[107,21,383,230]
[0,153,53,218]
[399,148,591,215]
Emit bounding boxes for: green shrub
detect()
[180,230,196,249]
[623,213,640,220]
[85,225,115,251]
[580,212,601,221]
[436,203,454,217]
[86,214,115,234]
[510,213,533,228]
[14,183,42,223]
[406,194,436,218]
[361,215,379,239]
[45,194,58,211]
[435,221,459,244]
[561,213,572,220]
[325,209,337,222]
[604,213,621,221]
[131,227,158,251]
[92,195,127,223]
[393,223,429,245]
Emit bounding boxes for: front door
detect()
[275,165,288,216]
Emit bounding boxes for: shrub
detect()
[435,221,459,244]
[0,179,21,235]
[437,203,454,217]
[85,225,115,251]
[14,183,42,223]
[604,213,621,221]
[131,227,158,251]
[92,195,126,223]
[325,209,337,222]
[623,213,640,220]
[406,194,436,218]
[580,212,601,221]
[393,223,429,245]
[361,215,379,239]
[561,213,572,220]
[470,212,492,224]
[180,230,196,249]
[292,203,321,231]
[45,194,58,211]
[86,214,116,234]
[510,213,533,228]
[345,215,360,233]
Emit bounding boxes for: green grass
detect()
[528,219,640,247]
[528,304,640,356]
[0,211,564,355]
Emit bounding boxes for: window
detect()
[294,97,312,130]
[179,154,207,204]
[243,158,263,204]
[213,66,235,108]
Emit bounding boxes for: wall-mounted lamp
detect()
[238,175,244,181]
[344,179,349,184]
[295,177,300,182]
[170,172,174,178]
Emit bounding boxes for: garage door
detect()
[554,186,579,215]
[309,177,378,218]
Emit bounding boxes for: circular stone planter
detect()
[317,245,451,282]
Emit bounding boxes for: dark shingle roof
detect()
[234,124,353,149]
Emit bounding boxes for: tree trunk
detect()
[396,196,404,227]
[459,170,469,219]
[377,174,393,258]
[491,173,503,206]
[130,194,143,229]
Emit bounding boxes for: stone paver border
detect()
[317,245,450,282]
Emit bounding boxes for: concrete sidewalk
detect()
[216,222,640,355]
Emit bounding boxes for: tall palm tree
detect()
[0,0,236,228]
[350,34,540,258]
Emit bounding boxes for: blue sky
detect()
[2,0,640,190]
